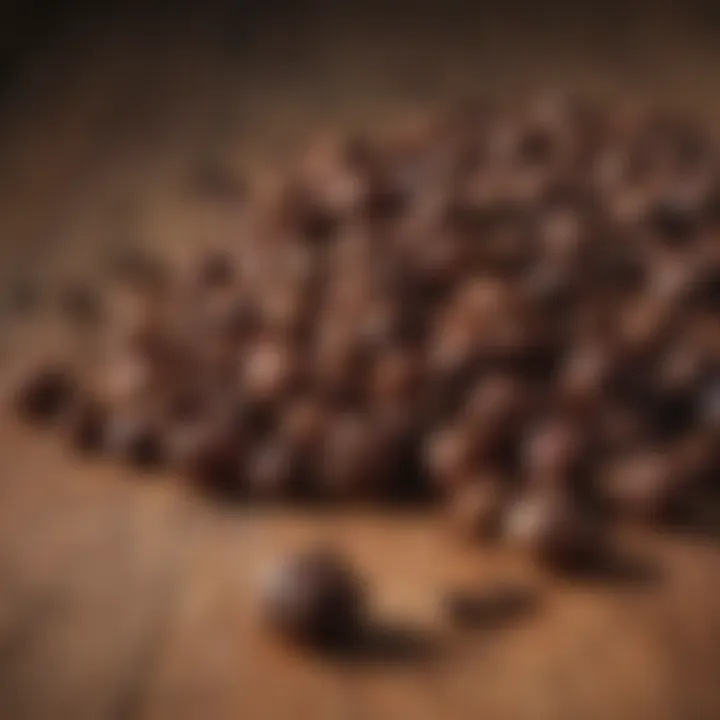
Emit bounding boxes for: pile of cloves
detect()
[11,95,720,571]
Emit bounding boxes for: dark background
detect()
[3,1,720,275]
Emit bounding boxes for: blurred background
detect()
[2,2,720,719]
[4,0,720,288]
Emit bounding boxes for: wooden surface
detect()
[1,417,720,720]
[2,7,720,718]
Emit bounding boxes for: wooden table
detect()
[1,416,720,720]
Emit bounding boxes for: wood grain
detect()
[1,415,720,720]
